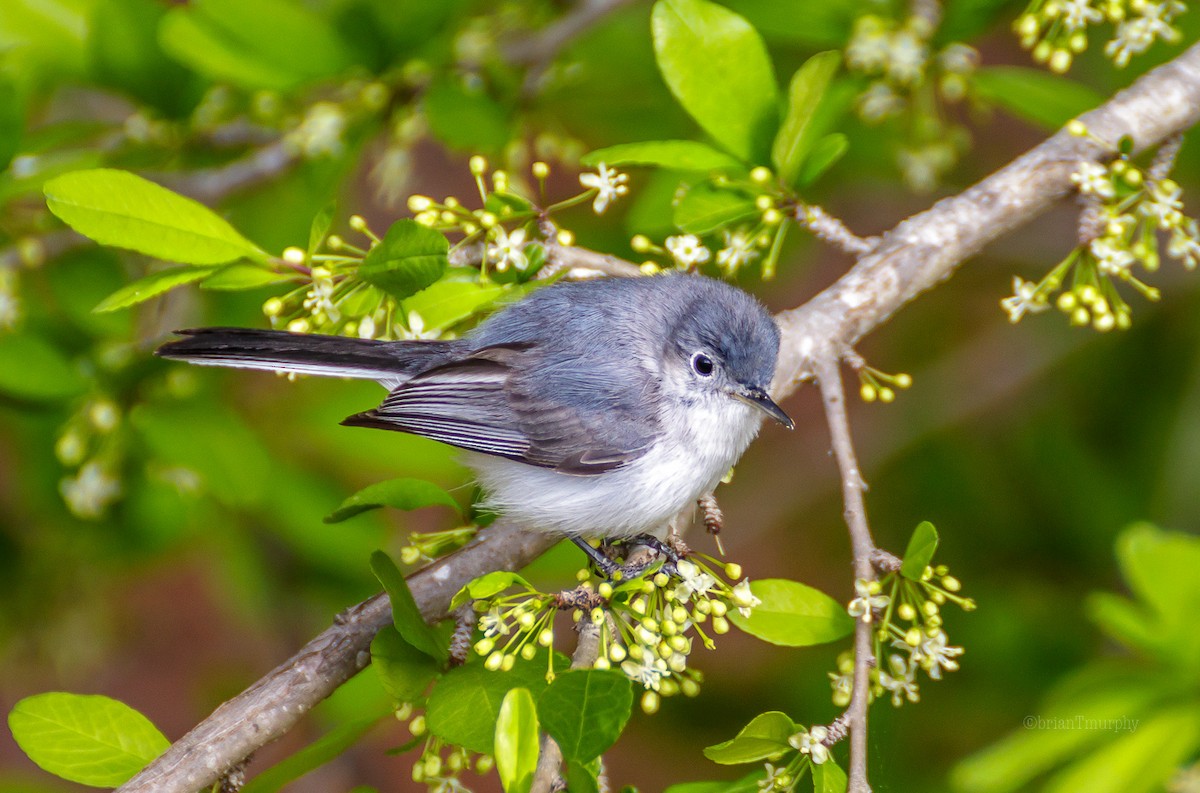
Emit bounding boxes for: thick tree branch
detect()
[113,42,1200,793]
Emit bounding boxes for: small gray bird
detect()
[157,273,791,568]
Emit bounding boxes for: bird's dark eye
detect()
[691,353,714,376]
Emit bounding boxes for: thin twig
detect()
[503,0,641,96]
[797,205,878,258]
[1148,132,1185,181]
[531,620,603,793]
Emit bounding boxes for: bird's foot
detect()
[572,535,685,580]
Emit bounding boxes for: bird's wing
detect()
[341,343,659,475]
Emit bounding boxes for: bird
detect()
[156,273,792,572]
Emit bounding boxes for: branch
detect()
[531,620,603,793]
[503,0,641,95]
[114,41,1200,793]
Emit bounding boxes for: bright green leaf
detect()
[0,334,88,401]
[424,77,513,157]
[900,521,939,580]
[664,771,767,793]
[8,692,169,787]
[308,202,336,256]
[426,660,559,754]
[495,688,539,793]
[372,627,441,703]
[703,711,795,765]
[673,182,757,234]
[370,550,447,662]
[581,141,743,171]
[44,169,267,265]
[813,759,848,793]
[723,0,855,46]
[651,0,778,162]
[450,571,535,611]
[325,478,459,524]
[974,67,1106,131]
[728,579,854,646]
[772,51,840,186]
[538,670,633,763]
[94,265,216,312]
[403,278,509,331]
[200,263,295,291]
[798,133,849,187]
[567,760,602,793]
[359,220,449,301]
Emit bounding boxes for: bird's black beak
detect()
[733,386,794,429]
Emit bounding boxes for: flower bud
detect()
[410,715,427,736]
[469,155,488,175]
[641,691,660,714]
[532,161,550,179]
[712,616,730,634]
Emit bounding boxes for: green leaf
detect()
[359,220,449,301]
[426,660,559,754]
[772,51,840,186]
[974,67,1106,131]
[450,571,535,611]
[566,759,602,793]
[93,265,216,311]
[0,79,23,172]
[797,133,849,187]
[900,521,939,580]
[424,77,513,157]
[89,0,198,117]
[44,169,267,265]
[308,202,336,256]
[402,278,509,331]
[241,716,384,793]
[0,334,88,401]
[581,141,744,171]
[372,627,441,703]
[651,0,778,162]
[325,478,459,524]
[673,182,758,235]
[7,692,169,787]
[728,579,854,646]
[200,263,295,291]
[813,759,848,793]
[663,771,767,793]
[495,688,539,793]
[538,670,633,763]
[370,550,447,662]
[722,0,855,46]
[703,711,795,765]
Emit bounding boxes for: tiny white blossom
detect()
[622,654,668,690]
[829,670,853,706]
[885,29,928,85]
[1062,0,1103,30]
[303,269,340,324]
[879,653,920,706]
[488,226,528,272]
[758,762,787,791]
[1001,276,1048,323]
[857,81,904,122]
[938,43,979,74]
[716,228,759,274]
[665,235,711,269]
[1090,237,1136,276]
[788,725,830,765]
[400,310,438,340]
[1140,180,1185,228]
[730,579,761,618]
[479,607,510,638]
[846,16,891,72]
[1070,162,1114,198]
[1168,222,1200,269]
[287,102,346,158]
[60,462,121,519]
[579,164,629,215]
[847,579,889,622]
[673,559,716,602]
[918,630,963,679]
[357,314,377,340]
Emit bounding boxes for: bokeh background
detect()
[1,0,1198,791]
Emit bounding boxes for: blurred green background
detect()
[1,0,1198,790]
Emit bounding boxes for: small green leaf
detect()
[370,550,447,662]
[94,265,217,312]
[44,169,267,264]
[495,688,539,793]
[567,759,602,793]
[426,661,559,754]
[728,579,854,646]
[8,692,169,787]
[372,627,441,703]
[308,202,336,256]
[581,141,744,171]
[772,51,840,186]
[359,220,449,301]
[900,521,939,580]
[538,670,633,763]
[200,263,294,291]
[0,334,88,401]
[450,571,535,611]
[703,711,795,765]
[797,133,849,187]
[424,77,513,157]
[402,278,509,331]
[813,759,848,793]
[673,182,758,235]
[664,770,767,793]
[325,478,459,524]
[974,67,1106,131]
[651,0,778,162]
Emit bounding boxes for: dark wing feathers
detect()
[342,343,658,475]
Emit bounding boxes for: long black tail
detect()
[156,328,461,384]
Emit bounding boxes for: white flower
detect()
[716,228,759,274]
[622,654,668,690]
[400,310,439,340]
[1001,276,1048,323]
[665,235,711,269]
[885,29,928,85]
[479,607,509,638]
[673,559,716,602]
[1070,162,1115,199]
[938,43,979,74]
[579,163,629,215]
[829,671,853,706]
[917,630,963,679]
[1090,237,1136,276]
[302,269,340,324]
[846,16,891,72]
[857,81,904,123]
[847,579,889,622]
[758,762,788,791]
[1062,0,1103,30]
[1140,180,1185,228]
[1103,2,1182,67]
[357,314,377,340]
[788,725,830,765]
[488,226,528,272]
[879,654,920,706]
[1168,222,1200,269]
[287,102,346,158]
[60,462,121,519]
[730,579,761,618]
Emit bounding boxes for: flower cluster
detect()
[1014,0,1186,72]
[833,564,973,709]
[398,526,481,566]
[856,365,913,404]
[404,708,494,793]
[468,554,759,714]
[751,724,834,792]
[1002,137,1199,330]
[845,13,978,191]
[55,399,124,520]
